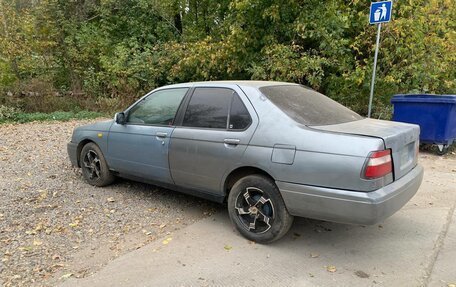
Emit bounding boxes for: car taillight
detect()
[363,149,393,179]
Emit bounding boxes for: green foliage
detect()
[0,0,455,117]
[0,107,103,124]
[0,104,21,121]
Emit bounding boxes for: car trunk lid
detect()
[312,119,420,180]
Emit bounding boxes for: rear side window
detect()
[260,85,362,126]
[183,88,233,129]
[229,94,251,130]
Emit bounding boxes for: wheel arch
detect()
[223,166,275,200]
[76,139,96,167]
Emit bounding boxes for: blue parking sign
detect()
[370,1,392,24]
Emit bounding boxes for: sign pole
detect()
[368,22,382,118]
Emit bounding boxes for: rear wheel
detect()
[80,142,115,187]
[227,175,293,243]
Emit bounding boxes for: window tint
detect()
[183,88,233,129]
[229,94,251,130]
[259,85,362,126]
[127,88,188,125]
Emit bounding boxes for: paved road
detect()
[61,154,456,287]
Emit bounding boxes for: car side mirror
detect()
[115,112,126,125]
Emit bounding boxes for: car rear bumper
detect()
[277,164,424,225]
[67,142,79,167]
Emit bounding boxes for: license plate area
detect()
[399,141,415,170]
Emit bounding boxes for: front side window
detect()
[183,88,234,129]
[127,88,188,125]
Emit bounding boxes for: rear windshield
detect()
[259,85,363,126]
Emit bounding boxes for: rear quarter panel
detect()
[239,85,387,192]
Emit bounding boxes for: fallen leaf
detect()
[68,221,79,228]
[20,246,33,252]
[159,223,167,229]
[310,252,319,258]
[162,237,172,245]
[224,245,232,251]
[326,265,337,273]
[33,239,43,246]
[60,273,73,279]
[107,197,115,202]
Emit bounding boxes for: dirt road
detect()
[0,120,218,286]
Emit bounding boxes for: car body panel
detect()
[169,83,259,194]
[69,120,114,166]
[107,124,175,183]
[278,164,423,224]
[314,118,420,180]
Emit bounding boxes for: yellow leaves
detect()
[35,189,48,202]
[68,222,79,228]
[162,237,172,245]
[33,239,43,246]
[26,221,49,235]
[69,215,83,228]
[19,246,33,252]
[326,265,337,273]
[224,245,232,251]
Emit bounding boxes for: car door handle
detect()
[224,138,240,145]
[156,132,168,138]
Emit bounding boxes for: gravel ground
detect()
[0,120,219,287]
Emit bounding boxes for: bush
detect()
[0,105,22,122]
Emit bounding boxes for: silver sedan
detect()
[67,81,424,243]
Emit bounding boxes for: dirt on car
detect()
[0,120,219,287]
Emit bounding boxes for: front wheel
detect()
[80,142,115,187]
[227,175,294,243]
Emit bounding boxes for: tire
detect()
[436,144,449,156]
[79,142,115,187]
[227,175,294,243]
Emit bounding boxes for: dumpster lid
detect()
[391,94,456,104]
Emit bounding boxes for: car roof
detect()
[161,80,299,89]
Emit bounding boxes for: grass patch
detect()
[0,109,105,124]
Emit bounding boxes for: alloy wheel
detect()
[234,187,275,234]
[82,150,101,180]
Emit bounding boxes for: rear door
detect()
[108,88,188,183]
[169,85,257,195]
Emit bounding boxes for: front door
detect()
[107,88,189,183]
